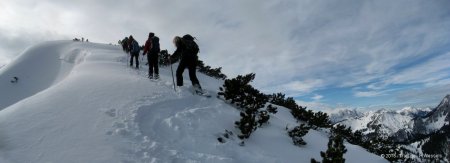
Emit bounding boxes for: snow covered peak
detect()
[327,108,364,123]
[436,94,450,110]
[396,107,431,117]
[416,94,450,133]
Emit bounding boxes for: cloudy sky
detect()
[1,0,450,110]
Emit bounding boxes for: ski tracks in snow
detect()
[100,54,235,162]
[105,91,233,162]
[131,98,233,163]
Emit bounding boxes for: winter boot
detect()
[193,84,204,94]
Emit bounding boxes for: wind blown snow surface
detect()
[0,41,387,163]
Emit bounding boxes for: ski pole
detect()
[169,55,176,91]
[126,52,129,65]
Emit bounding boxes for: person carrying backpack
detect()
[143,32,161,79]
[129,35,140,69]
[121,37,129,52]
[171,34,203,93]
[127,35,133,54]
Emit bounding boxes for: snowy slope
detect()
[0,41,91,110]
[0,41,387,163]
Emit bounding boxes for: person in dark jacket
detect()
[143,32,160,79]
[129,35,140,69]
[171,35,202,91]
[121,37,129,52]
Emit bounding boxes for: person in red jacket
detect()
[143,32,160,79]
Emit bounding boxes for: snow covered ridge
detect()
[0,41,387,162]
[0,41,101,110]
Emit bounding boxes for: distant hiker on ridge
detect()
[129,35,140,69]
[143,32,160,79]
[127,35,133,54]
[171,34,203,93]
[121,37,129,52]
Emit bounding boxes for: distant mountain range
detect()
[327,95,450,161]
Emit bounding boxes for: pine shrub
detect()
[235,110,258,139]
[197,60,227,79]
[159,50,171,66]
[309,111,331,129]
[257,110,270,127]
[218,73,270,140]
[290,106,309,122]
[266,104,278,114]
[288,124,310,146]
[312,134,347,163]
[218,73,268,112]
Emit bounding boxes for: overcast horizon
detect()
[1,0,450,111]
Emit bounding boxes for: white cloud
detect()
[1,0,450,108]
[263,79,325,97]
[354,91,383,97]
[394,84,450,107]
[295,100,332,112]
[312,94,323,101]
[384,52,450,86]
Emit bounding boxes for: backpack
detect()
[182,34,199,56]
[182,34,195,41]
[132,40,140,53]
[150,36,160,53]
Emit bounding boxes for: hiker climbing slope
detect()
[171,34,204,93]
[143,32,161,79]
[129,36,140,69]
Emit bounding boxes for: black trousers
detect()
[147,54,159,76]
[176,58,200,87]
[130,52,139,67]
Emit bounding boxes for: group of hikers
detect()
[73,37,89,42]
[120,33,203,93]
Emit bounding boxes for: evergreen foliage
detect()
[269,93,286,106]
[235,110,258,139]
[290,106,310,122]
[197,60,227,80]
[309,111,332,129]
[266,104,278,114]
[218,73,270,140]
[331,124,352,140]
[330,125,402,162]
[421,124,449,157]
[269,92,331,129]
[312,130,347,163]
[368,137,401,162]
[269,93,298,110]
[158,50,171,66]
[348,130,363,145]
[210,65,406,161]
[218,73,268,112]
[257,110,270,127]
[288,124,310,146]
